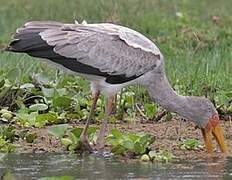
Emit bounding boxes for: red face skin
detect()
[205,114,220,132]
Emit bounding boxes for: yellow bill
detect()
[201,116,228,154]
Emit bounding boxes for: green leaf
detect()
[56,88,67,96]
[150,150,175,163]
[134,142,145,155]
[25,133,37,143]
[61,138,73,146]
[144,103,157,119]
[35,113,58,125]
[111,129,122,138]
[69,132,79,144]
[179,138,202,150]
[20,83,34,89]
[42,87,55,97]
[7,68,21,83]
[71,128,83,138]
[48,124,69,138]
[53,96,72,109]
[139,134,155,146]
[148,150,157,160]
[128,133,139,142]
[34,73,51,85]
[122,139,134,150]
[29,103,48,111]
[111,145,126,155]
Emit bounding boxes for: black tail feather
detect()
[6,23,140,84]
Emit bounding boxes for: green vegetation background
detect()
[0,0,232,110]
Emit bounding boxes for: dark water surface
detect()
[0,153,231,179]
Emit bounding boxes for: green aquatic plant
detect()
[48,125,98,153]
[148,150,175,163]
[106,129,155,156]
[179,138,203,150]
[0,137,15,153]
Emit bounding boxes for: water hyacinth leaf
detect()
[36,113,58,124]
[111,129,122,138]
[139,134,155,146]
[134,142,146,155]
[179,138,202,150]
[0,126,16,142]
[69,132,79,144]
[150,150,174,163]
[56,88,67,96]
[42,87,55,97]
[0,109,11,114]
[7,68,21,83]
[52,96,72,108]
[1,112,13,121]
[71,128,83,138]
[61,138,73,146]
[33,73,51,85]
[48,124,69,138]
[122,140,134,150]
[0,137,16,153]
[148,150,157,160]
[111,145,125,155]
[20,83,34,89]
[29,103,48,111]
[128,133,139,142]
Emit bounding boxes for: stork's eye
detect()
[212,114,219,120]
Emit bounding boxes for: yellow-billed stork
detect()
[6,21,228,154]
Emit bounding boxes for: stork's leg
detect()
[96,96,114,152]
[80,90,100,152]
[111,94,117,114]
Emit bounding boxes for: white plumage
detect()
[6,21,228,154]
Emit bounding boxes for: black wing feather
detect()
[6,31,140,84]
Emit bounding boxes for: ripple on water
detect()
[0,153,231,179]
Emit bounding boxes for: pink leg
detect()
[80,90,100,152]
[96,96,114,152]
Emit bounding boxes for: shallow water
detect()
[0,153,231,179]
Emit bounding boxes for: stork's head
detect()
[184,96,228,153]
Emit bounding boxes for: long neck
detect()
[142,71,188,116]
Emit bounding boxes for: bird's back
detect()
[6,21,163,84]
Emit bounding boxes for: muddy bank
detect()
[14,117,232,159]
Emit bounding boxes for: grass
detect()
[1,0,231,99]
[0,0,231,155]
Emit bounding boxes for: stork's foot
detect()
[96,135,106,153]
[80,134,93,153]
[93,150,112,158]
